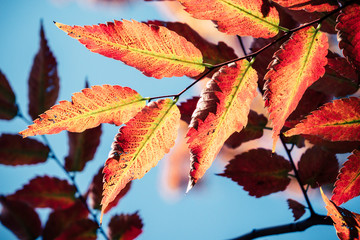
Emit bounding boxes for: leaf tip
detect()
[186,178,195,194]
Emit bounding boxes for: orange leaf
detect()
[108,212,143,240]
[186,60,258,190]
[177,0,281,38]
[332,150,360,206]
[0,70,18,120]
[284,97,360,141]
[264,26,328,151]
[287,199,306,221]
[19,85,146,137]
[321,188,360,240]
[101,99,180,222]
[272,0,338,12]
[55,20,206,79]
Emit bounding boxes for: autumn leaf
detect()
[0,70,18,120]
[178,96,199,124]
[304,135,360,154]
[8,176,76,210]
[272,0,338,12]
[285,97,360,142]
[102,99,180,222]
[55,219,98,240]
[336,3,360,71]
[321,188,360,240]
[218,148,292,197]
[264,25,328,151]
[332,150,360,206]
[108,212,143,240]
[297,146,339,188]
[187,60,258,191]
[0,134,49,166]
[0,197,42,240]
[28,21,59,120]
[55,20,206,79]
[20,85,146,137]
[65,125,102,172]
[287,199,306,221]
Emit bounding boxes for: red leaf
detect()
[0,197,42,240]
[108,212,143,240]
[321,188,360,240]
[28,21,59,120]
[177,0,281,38]
[272,0,338,12]
[65,125,102,172]
[0,134,49,166]
[55,219,98,240]
[336,3,360,71]
[186,60,258,191]
[225,110,268,149]
[219,148,292,197]
[8,176,76,209]
[20,85,146,137]
[332,150,360,206]
[285,97,360,142]
[287,199,306,221]
[305,135,360,154]
[297,146,339,188]
[264,26,328,151]
[178,96,199,124]
[0,70,18,120]
[55,20,206,79]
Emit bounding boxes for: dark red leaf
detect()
[28,21,59,120]
[65,125,102,172]
[108,212,143,240]
[298,146,339,188]
[0,196,42,240]
[0,70,18,120]
[8,176,76,209]
[0,134,49,166]
[287,199,306,221]
[178,97,199,124]
[305,135,360,154]
[55,219,98,240]
[219,148,292,197]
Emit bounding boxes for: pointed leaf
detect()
[178,96,199,124]
[8,176,76,209]
[225,110,268,149]
[0,134,49,166]
[0,70,18,120]
[298,146,339,188]
[187,60,258,190]
[336,4,360,71]
[219,148,292,197]
[102,99,180,221]
[264,26,328,151]
[285,97,360,141]
[65,125,102,172]
[321,188,360,240]
[55,219,98,240]
[0,197,42,240]
[287,199,306,221]
[55,20,205,79]
[177,0,281,38]
[28,21,59,120]
[20,85,146,137]
[108,212,143,240]
[332,150,360,206]
[272,0,338,12]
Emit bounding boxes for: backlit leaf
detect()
[20,85,146,137]
[178,96,199,124]
[321,188,360,240]
[298,146,339,188]
[102,99,180,222]
[0,134,49,166]
[28,21,59,120]
[287,199,306,221]
[336,4,360,71]
[272,0,338,12]
[332,150,360,206]
[108,212,143,240]
[55,20,205,79]
[0,70,18,120]
[187,60,258,191]
[264,26,328,151]
[305,135,360,154]
[55,219,98,240]
[0,197,42,240]
[65,125,102,172]
[8,176,76,209]
[218,148,292,197]
[177,0,280,38]
[285,97,360,141]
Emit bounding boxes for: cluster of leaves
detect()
[1,0,360,239]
